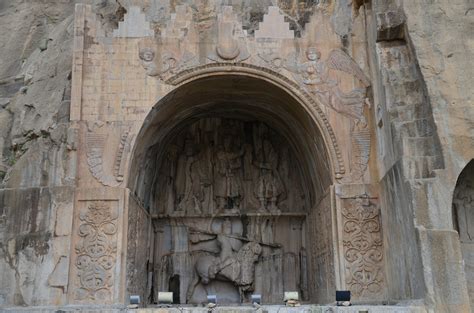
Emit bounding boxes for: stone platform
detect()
[1,304,429,313]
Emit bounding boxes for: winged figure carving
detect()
[285,47,371,124]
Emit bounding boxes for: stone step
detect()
[0,304,429,313]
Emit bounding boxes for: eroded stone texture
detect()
[0,0,472,312]
[453,160,474,308]
[368,0,472,312]
[0,187,74,306]
[135,117,310,303]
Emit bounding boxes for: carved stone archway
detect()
[125,71,342,305]
[164,63,345,179]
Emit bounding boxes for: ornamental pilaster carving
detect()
[340,195,385,299]
[74,201,118,301]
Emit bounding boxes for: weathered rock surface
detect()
[0,0,472,312]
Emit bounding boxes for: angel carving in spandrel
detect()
[286,47,371,125]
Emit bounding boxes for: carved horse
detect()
[186,241,262,303]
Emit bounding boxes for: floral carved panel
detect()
[339,195,385,300]
[73,200,119,302]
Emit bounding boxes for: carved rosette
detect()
[74,201,118,301]
[341,197,384,298]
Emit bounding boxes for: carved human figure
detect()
[187,218,262,302]
[287,47,371,125]
[154,145,178,214]
[298,47,330,86]
[191,136,214,213]
[177,138,202,214]
[254,139,284,212]
[214,135,244,213]
[139,43,195,80]
[138,46,161,76]
[453,175,474,243]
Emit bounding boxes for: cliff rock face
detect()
[0,0,472,311]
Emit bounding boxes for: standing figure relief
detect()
[151,119,305,216]
[214,134,245,213]
[253,139,285,213]
[177,138,204,214]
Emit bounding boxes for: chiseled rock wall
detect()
[0,187,74,306]
[370,0,473,311]
[402,1,474,310]
[0,1,78,306]
[0,0,472,311]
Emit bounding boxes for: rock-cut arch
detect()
[125,70,340,305]
[452,159,474,307]
[164,62,344,179]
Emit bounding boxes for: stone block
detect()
[403,137,436,157]
[255,6,294,39]
[418,228,471,313]
[376,10,405,42]
[113,7,154,38]
[403,156,437,179]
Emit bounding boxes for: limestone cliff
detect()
[0,0,472,311]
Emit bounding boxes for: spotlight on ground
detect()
[129,295,140,307]
[157,292,173,304]
[336,290,351,306]
[251,294,262,305]
[207,294,217,307]
[283,291,299,306]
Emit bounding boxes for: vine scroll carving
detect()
[74,201,118,301]
[341,196,385,299]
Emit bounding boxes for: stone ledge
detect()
[0,304,429,313]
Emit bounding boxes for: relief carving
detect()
[286,47,372,181]
[254,138,285,213]
[151,118,306,216]
[138,5,198,81]
[74,201,118,301]
[187,218,262,302]
[208,6,250,62]
[258,51,284,71]
[86,124,131,186]
[286,47,371,124]
[148,119,309,303]
[453,168,474,244]
[341,196,384,298]
[347,125,371,182]
[214,131,245,213]
[138,40,197,80]
[164,62,346,178]
[114,130,132,182]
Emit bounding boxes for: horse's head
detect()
[249,242,262,262]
